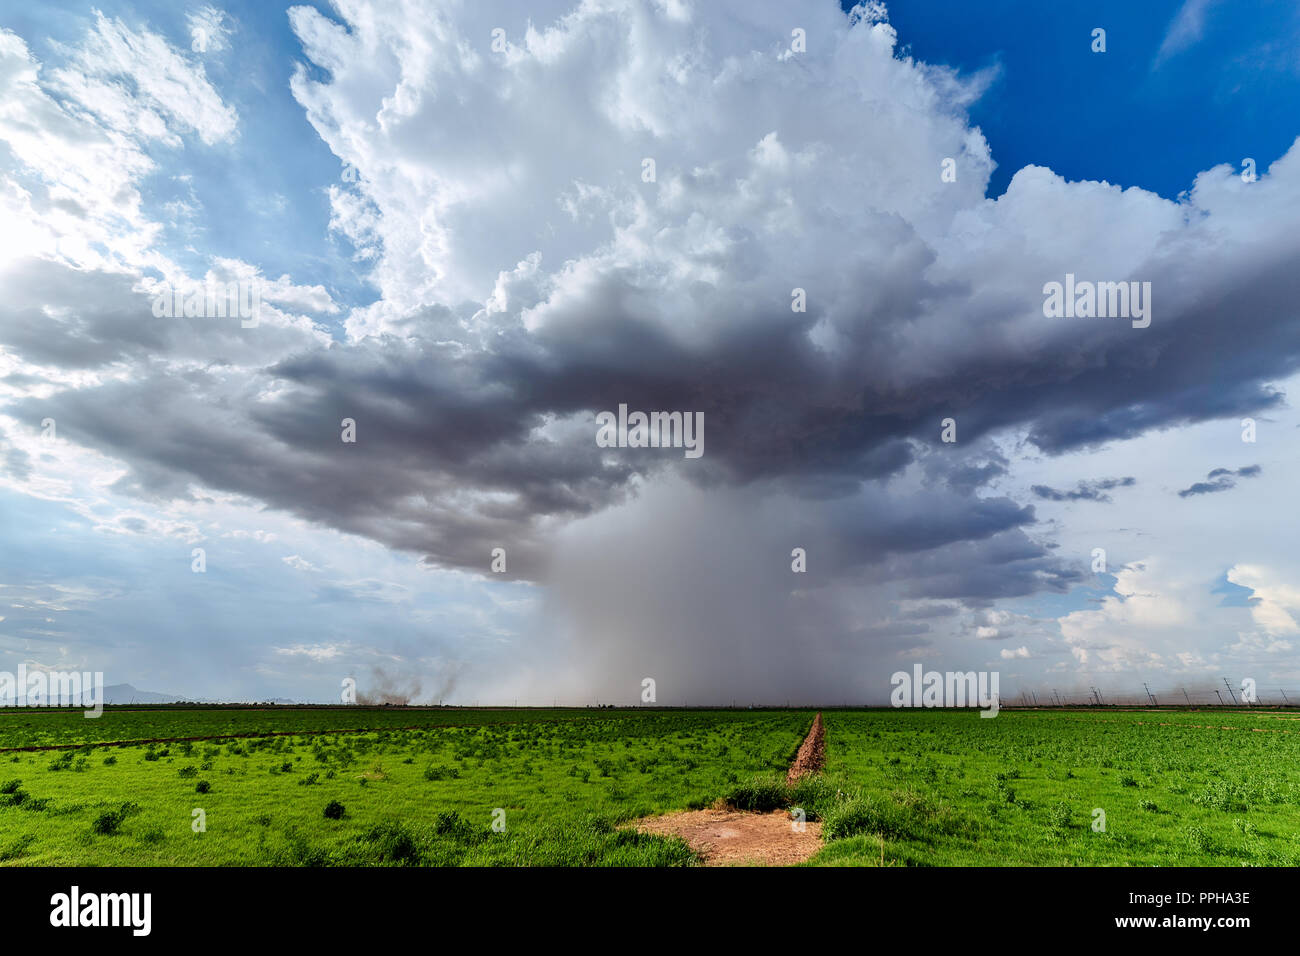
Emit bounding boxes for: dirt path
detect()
[787,712,825,784]
[631,712,828,866]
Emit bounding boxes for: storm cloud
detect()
[1178,465,1263,497]
[1,1,1298,702]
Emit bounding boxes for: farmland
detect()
[0,706,1297,866]
[0,707,810,865]
[810,709,1300,866]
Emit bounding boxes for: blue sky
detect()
[880,0,1300,198]
[6,0,373,326]
[0,1,1297,705]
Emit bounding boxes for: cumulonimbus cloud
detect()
[2,1,1299,701]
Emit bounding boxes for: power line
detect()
[1223,678,1239,706]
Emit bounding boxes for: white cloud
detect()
[273,642,345,661]
[286,0,994,327]
[187,6,234,55]
[1227,564,1300,636]
[1155,0,1222,66]
[52,12,237,145]
[0,15,237,279]
[1058,561,1190,670]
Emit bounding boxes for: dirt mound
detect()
[635,809,821,866]
[786,712,825,784]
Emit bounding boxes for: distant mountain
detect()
[3,683,298,706]
[100,683,205,704]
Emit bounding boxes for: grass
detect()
[0,707,809,865]
[1,705,1297,866]
[802,708,1300,866]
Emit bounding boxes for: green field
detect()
[1,706,1297,866]
[813,709,1300,866]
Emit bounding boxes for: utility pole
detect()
[1281,689,1291,706]
[1096,687,1105,706]
[1143,682,1157,706]
[1223,678,1239,706]
[1182,687,1191,706]
[1214,689,1224,705]
[1031,692,1039,706]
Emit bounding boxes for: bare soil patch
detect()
[635,809,821,866]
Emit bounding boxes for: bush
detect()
[1194,781,1249,812]
[432,810,474,839]
[91,802,139,836]
[823,794,907,841]
[822,790,952,843]
[323,800,345,820]
[723,776,789,812]
[195,780,211,794]
[364,822,423,865]
[1048,801,1072,831]
[0,834,35,861]
[267,826,330,866]
[1186,825,1214,853]
[788,775,836,820]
